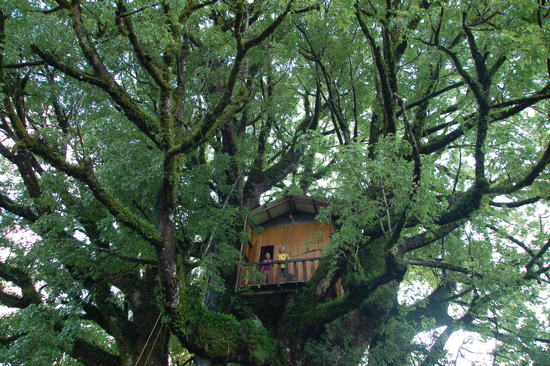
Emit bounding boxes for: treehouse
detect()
[236,192,343,299]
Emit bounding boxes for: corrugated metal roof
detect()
[251,191,328,225]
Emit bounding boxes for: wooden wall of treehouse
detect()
[244,214,332,283]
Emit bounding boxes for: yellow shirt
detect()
[277,253,290,268]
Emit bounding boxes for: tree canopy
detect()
[1,0,550,365]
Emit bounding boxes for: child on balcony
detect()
[277,246,290,281]
[262,253,272,283]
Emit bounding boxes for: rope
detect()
[202,175,241,257]
[134,312,162,366]
[143,322,164,366]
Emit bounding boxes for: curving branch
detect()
[19,135,163,246]
[489,197,543,208]
[402,81,466,115]
[489,140,550,195]
[243,1,293,51]
[355,7,396,136]
[69,338,123,366]
[404,258,476,276]
[0,193,38,222]
[115,0,167,90]
[400,220,466,254]
[525,238,550,280]
[31,46,162,148]
[96,248,158,266]
[488,225,535,257]
[0,262,41,308]
[169,3,293,157]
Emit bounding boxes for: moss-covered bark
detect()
[170,280,282,365]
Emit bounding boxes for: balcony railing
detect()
[237,257,323,291]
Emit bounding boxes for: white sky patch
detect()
[1,227,41,260]
[445,331,495,366]
[398,278,432,306]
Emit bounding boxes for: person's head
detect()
[279,246,285,253]
[265,253,271,259]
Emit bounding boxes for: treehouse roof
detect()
[251,191,329,226]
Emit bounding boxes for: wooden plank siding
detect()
[243,221,332,284]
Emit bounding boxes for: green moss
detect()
[303,328,364,366]
[173,284,283,364]
[283,285,321,338]
[196,312,243,356]
[227,295,253,319]
[438,188,482,224]
[242,320,283,366]
[174,292,243,358]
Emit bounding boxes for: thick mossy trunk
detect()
[112,277,171,366]
[182,284,400,366]
[272,282,399,366]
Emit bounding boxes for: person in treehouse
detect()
[262,252,272,283]
[277,246,290,281]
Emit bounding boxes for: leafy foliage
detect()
[1,0,550,365]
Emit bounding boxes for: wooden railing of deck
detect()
[237,257,323,291]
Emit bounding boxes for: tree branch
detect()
[489,197,543,208]
[96,248,158,266]
[18,136,162,246]
[488,225,535,257]
[243,1,293,50]
[69,338,123,366]
[0,193,38,222]
[31,46,162,147]
[490,139,550,195]
[115,1,168,90]
[525,238,550,279]
[4,61,46,69]
[404,258,475,276]
[400,220,466,254]
[402,81,466,114]
[0,262,41,308]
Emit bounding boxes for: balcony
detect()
[236,257,323,292]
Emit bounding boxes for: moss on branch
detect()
[172,285,281,365]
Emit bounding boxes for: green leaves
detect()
[2,0,550,364]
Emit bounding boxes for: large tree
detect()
[1,0,550,365]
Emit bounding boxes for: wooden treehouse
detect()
[236,192,343,321]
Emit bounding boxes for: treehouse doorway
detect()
[259,245,274,263]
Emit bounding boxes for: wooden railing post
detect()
[238,257,324,289]
[284,259,289,283]
[236,267,242,292]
